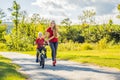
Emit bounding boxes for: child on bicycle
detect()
[35,32,47,63]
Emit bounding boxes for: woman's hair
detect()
[51,20,58,37]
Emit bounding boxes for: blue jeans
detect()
[50,42,58,61]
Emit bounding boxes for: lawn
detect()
[22,48,120,70]
[0,55,27,80]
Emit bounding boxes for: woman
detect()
[46,20,58,66]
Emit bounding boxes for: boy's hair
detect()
[38,32,42,37]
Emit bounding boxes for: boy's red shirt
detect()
[46,27,58,42]
[36,37,44,49]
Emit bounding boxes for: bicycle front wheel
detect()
[41,55,45,68]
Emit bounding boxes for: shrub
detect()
[58,41,81,51]
[97,37,108,49]
[57,41,94,51]
[0,43,6,50]
[81,43,93,50]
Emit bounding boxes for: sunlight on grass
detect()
[0,55,27,80]
[22,49,120,69]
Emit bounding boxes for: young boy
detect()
[35,32,47,63]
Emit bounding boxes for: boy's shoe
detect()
[36,58,39,63]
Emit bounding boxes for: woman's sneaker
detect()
[55,59,56,64]
[53,61,56,66]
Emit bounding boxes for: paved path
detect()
[0,52,120,80]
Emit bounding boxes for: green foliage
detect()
[117,4,120,19]
[0,24,7,42]
[81,24,120,43]
[59,25,84,43]
[97,37,108,49]
[58,42,96,51]
[0,24,7,33]
[5,27,35,51]
[1,2,120,51]
[78,9,96,24]
[4,12,50,51]
[0,20,2,24]
[8,1,21,37]
[0,8,6,24]
[0,43,6,50]
[81,43,93,50]
[61,18,72,30]
[109,19,113,26]
[58,41,81,51]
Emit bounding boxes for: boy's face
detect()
[38,34,42,38]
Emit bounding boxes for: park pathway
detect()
[0,52,120,80]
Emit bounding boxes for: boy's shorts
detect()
[37,47,46,53]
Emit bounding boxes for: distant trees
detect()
[78,9,96,42]
[0,1,119,51]
[78,9,96,24]
[0,8,6,24]
[60,18,84,43]
[5,1,51,50]
[117,4,120,19]
[0,9,6,42]
[0,24,7,42]
[20,10,27,23]
[61,18,72,30]
[108,19,113,26]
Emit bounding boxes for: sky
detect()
[0,0,120,24]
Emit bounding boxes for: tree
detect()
[30,13,40,45]
[117,4,120,19]
[0,9,6,24]
[78,9,96,24]
[78,9,96,42]
[61,18,72,30]
[20,10,27,23]
[8,1,21,36]
[7,1,21,50]
[108,19,113,26]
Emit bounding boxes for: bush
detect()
[58,41,81,51]
[81,43,93,50]
[59,26,84,43]
[57,41,94,51]
[4,34,35,51]
[97,37,108,49]
[0,24,7,42]
[0,43,6,50]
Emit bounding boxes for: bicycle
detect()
[37,44,47,68]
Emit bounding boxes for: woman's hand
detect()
[46,40,49,45]
[34,41,36,45]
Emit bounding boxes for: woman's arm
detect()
[45,29,59,42]
[48,36,54,41]
[34,41,36,45]
[44,32,49,38]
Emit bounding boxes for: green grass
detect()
[0,55,27,80]
[22,48,120,70]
